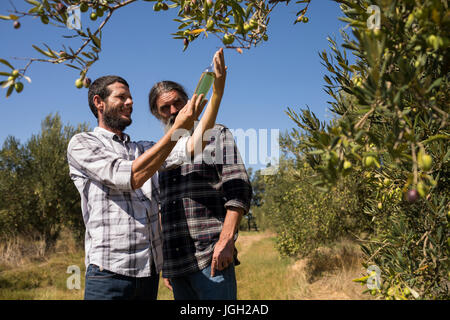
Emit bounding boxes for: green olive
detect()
[222,34,234,45]
[206,18,214,31]
[343,160,352,170]
[80,2,89,13]
[364,156,378,168]
[41,15,49,24]
[14,82,24,93]
[75,78,84,89]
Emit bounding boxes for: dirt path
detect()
[235,231,372,300]
[235,231,274,257]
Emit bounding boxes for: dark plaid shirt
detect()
[159,124,252,278]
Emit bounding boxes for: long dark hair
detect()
[148,81,189,120]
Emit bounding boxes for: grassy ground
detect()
[0,243,85,300]
[235,232,294,299]
[0,231,371,300]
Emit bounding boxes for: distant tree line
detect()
[0,113,89,252]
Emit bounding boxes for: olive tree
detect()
[0,114,89,251]
[287,0,449,299]
[0,0,312,97]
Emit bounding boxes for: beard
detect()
[163,112,178,134]
[163,112,195,137]
[104,105,132,132]
[162,112,194,135]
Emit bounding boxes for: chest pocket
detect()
[181,163,219,182]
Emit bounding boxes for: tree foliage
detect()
[0,114,89,250]
[0,0,312,97]
[254,132,371,257]
[286,0,449,299]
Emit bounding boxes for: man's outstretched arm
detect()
[131,93,206,189]
[187,47,227,155]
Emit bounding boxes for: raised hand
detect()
[212,48,227,96]
[172,93,207,130]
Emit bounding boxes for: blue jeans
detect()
[170,264,237,300]
[84,264,159,300]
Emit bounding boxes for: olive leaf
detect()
[0,59,14,69]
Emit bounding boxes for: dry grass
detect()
[0,229,81,269]
[0,236,46,269]
[0,230,85,300]
[236,231,372,300]
[286,239,373,300]
[0,230,373,300]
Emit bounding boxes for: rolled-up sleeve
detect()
[160,135,190,170]
[218,127,252,213]
[67,133,133,191]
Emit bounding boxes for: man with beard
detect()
[148,49,252,300]
[67,50,225,300]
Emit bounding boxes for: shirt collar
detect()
[94,127,131,142]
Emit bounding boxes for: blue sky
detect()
[0,0,348,170]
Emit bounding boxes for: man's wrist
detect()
[167,122,189,137]
[219,231,235,243]
[212,88,224,98]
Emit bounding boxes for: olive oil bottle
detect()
[194,63,215,98]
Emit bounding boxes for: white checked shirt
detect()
[67,127,188,277]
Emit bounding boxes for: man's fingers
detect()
[182,99,191,113]
[217,48,225,71]
[195,99,208,119]
[193,94,205,115]
[214,54,224,76]
[218,49,225,69]
[211,258,217,277]
[191,93,201,104]
[197,95,207,114]
[184,94,198,115]
[163,278,173,291]
[213,52,226,80]
[214,54,221,68]
[219,257,232,271]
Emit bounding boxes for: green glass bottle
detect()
[194,62,215,98]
